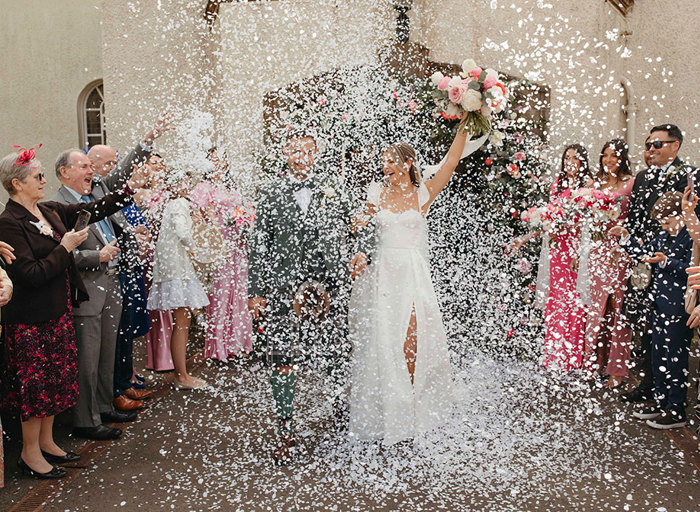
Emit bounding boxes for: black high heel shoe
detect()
[17,456,67,479]
[41,450,81,464]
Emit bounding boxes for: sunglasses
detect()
[645,140,677,151]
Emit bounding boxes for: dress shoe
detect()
[41,450,80,464]
[18,457,66,479]
[101,410,138,423]
[646,410,687,430]
[72,424,122,440]
[113,395,144,411]
[124,387,154,400]
[619,386,653,403]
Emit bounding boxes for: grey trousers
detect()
[72,274,123,428]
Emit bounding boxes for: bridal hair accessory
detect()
[13,144,42,167]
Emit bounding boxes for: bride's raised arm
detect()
[424,130,469,206]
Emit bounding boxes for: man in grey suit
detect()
[52,121,168,440]
[248,131,374,464]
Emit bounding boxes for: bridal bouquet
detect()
[430,58,509,137]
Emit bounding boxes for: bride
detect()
[348,129,471,445]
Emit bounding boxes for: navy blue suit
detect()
[623,227,693,415]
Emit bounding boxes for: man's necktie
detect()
[80,195,116,244]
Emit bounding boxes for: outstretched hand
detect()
[641,252,666,264]
[143,112,174,145]
[608,225,629,239]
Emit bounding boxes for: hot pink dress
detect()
[583,179,634,376]
[190,182,253,360]
[543,187,586,370]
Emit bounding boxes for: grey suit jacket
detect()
[90,143,152,274]
[248,174,375,297]
[49,143,151,316]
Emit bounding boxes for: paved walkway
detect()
[2,341,700,512]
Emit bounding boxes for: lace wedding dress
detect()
[349,181,454,445]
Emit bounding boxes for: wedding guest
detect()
[138,154,175,372]
[583,139,634,387]
[612,191,693,429]
[147,174,209,389]
[620,124,697,403]
[86,141,160,404]
[543,144,591,370]
[190,148,253,361]
[0,148,137,478]
[51,147,148,434]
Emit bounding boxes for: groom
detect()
[248,131,372,464]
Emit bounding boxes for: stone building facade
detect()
[2,0,698,200]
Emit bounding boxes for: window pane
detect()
[87,135,102,148]
[86,88,103,109]
[86,109,102,135]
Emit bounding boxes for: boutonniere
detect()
[663,165,678,180]
[322,185,337,200]
[29,220,54,237]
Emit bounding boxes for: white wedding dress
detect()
[349,181,454,445]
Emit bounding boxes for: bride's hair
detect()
[385,142,421,187]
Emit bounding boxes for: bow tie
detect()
[289,179,313,192]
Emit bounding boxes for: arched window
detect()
[78,80,106,150]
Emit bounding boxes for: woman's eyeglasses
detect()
[645,140,677,151]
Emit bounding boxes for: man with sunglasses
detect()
[621,124,698,413]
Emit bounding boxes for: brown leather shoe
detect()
[113,395,144,411]
[124,387,154,400]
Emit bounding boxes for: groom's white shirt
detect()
[289,174,313,214]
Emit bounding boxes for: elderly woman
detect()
[0,148,138,479]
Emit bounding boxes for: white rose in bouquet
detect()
[485,68,498,79]
[430,71,444,86]
[607,208,621,220]
[448,76,461,89]
[445,102,462,118]
[461,89,482,112]
[489,130,505,146]
[462,58,478,74]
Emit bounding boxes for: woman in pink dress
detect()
[543,144,591,370]
[190,149,253,361]
[582,139,634,387]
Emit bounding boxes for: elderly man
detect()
[52,118,169,440]
[87,144,153,406]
